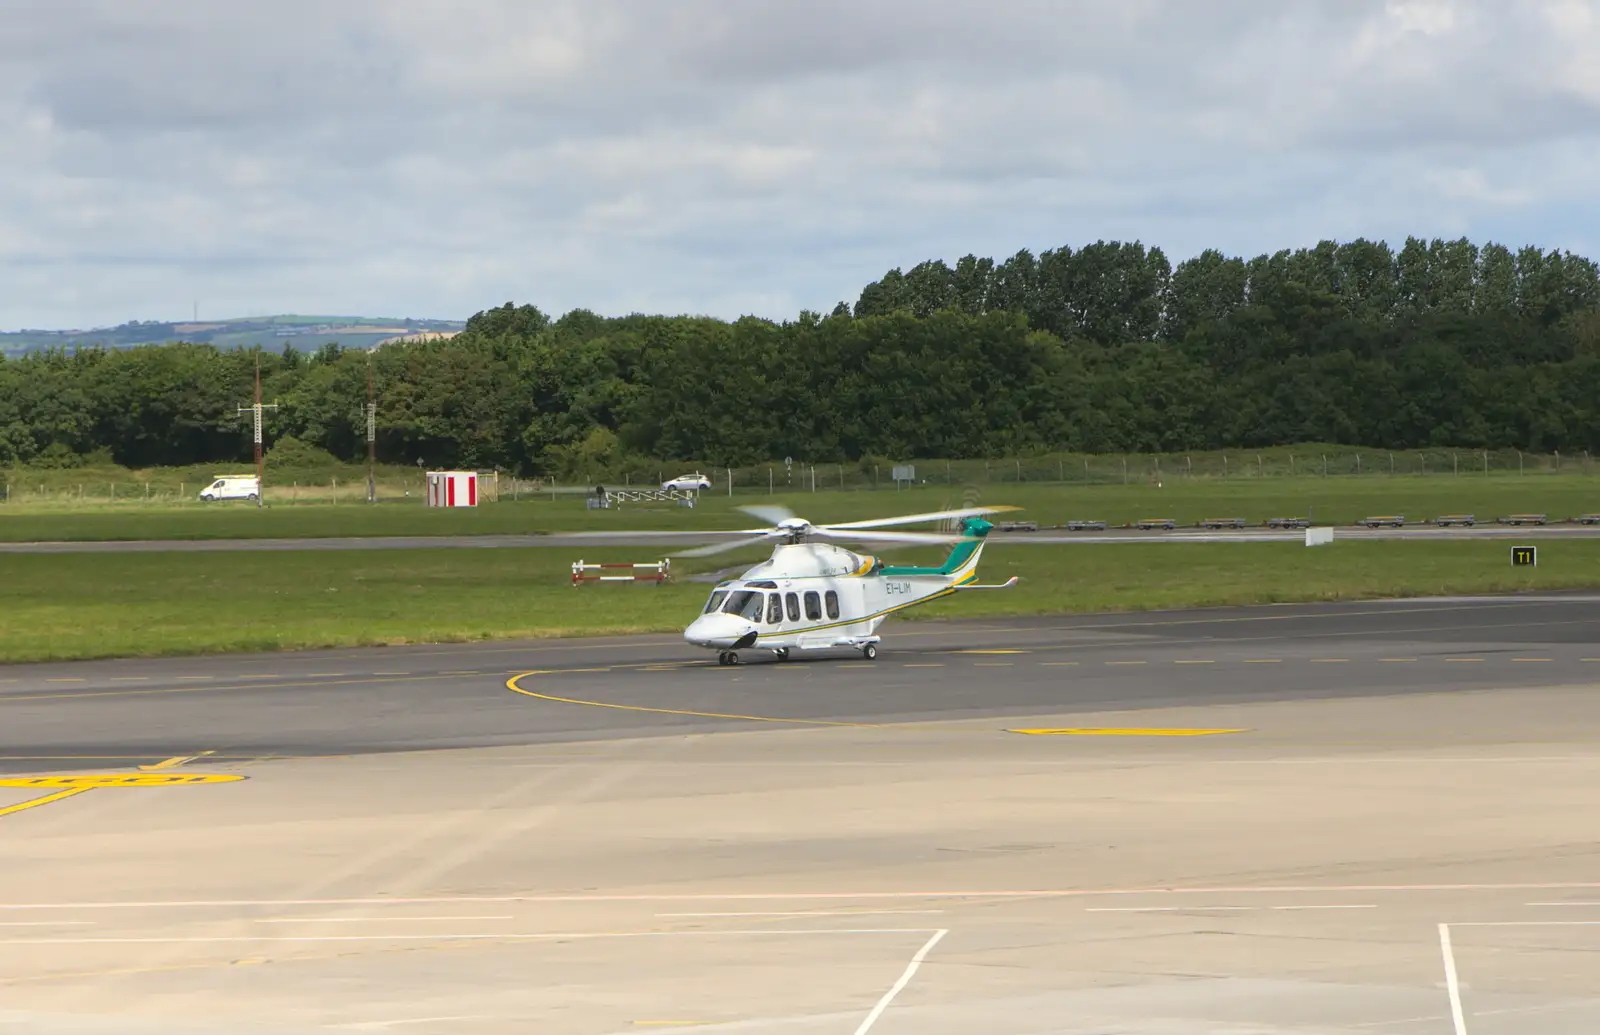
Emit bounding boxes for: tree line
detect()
[3,236,1599,474]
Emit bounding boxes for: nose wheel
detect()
[717,651,741,666]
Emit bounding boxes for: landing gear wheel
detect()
[774,648,791,662]
[718,651,740,666]
[861,643,878,660]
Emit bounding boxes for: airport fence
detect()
[2,446,1596,508]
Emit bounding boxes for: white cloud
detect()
[1,0,1599,328]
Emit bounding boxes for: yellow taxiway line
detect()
[505,672,885,729]
[0,786,94,818]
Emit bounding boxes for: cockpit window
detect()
[704,590,728,614]
[721,590,766,621]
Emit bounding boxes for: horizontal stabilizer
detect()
[954,576,1020,590]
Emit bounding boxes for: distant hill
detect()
[0,315,467,357]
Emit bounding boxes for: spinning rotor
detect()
[675,504,1012,558]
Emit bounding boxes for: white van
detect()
[199,475,260,502]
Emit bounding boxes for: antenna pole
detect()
[366,353,377,504]
[237,351,278,509]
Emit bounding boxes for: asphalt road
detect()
[2,522,1599,553]
[4,594,1598,773]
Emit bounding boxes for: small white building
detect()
[426,470,478,507]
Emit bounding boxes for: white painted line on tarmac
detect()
[658,910,946,918]
[1087,906,1258,913]
[0,921,94,927]
[1527,901,1600,907]
[1439,924,1468,1035]
[255,916,514,923]
[853,929,947,1035]
[0,928,938,945]
[336,1015,494,1030]
[11,881,1600,909]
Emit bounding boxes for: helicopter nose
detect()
[685,612,754,649]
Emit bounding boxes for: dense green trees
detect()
[3,236,1600,473]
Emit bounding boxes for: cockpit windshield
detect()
[703,590,728,614]
[720,590,766,621]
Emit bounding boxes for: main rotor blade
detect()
[738,504,798,526]
[674,535,774,558]
[811,528,971,546]
[825,505,1019,531]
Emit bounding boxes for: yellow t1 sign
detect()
[1511,546,1537,567]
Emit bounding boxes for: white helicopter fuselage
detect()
[682,537,988,656]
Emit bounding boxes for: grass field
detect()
[3,474,1599,542]
[2,540,1594,662]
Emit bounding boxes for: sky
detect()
[3,0,1599,329]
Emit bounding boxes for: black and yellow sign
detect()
[1511,546,1538,567]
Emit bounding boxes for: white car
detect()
[661,472,711,491]
[199,475,260,502]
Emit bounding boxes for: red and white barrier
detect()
[572,559,672,585]
[426,471,477,508]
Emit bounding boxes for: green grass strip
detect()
[0,540,1593,663]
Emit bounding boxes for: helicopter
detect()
[678,504,1019,664]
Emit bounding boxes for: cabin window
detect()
[785,593,800,621]
[704,590,727,614]
[825,590,840,619]
[722,591,765,621]
[767,593,783,624]
[804,591,822,620]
